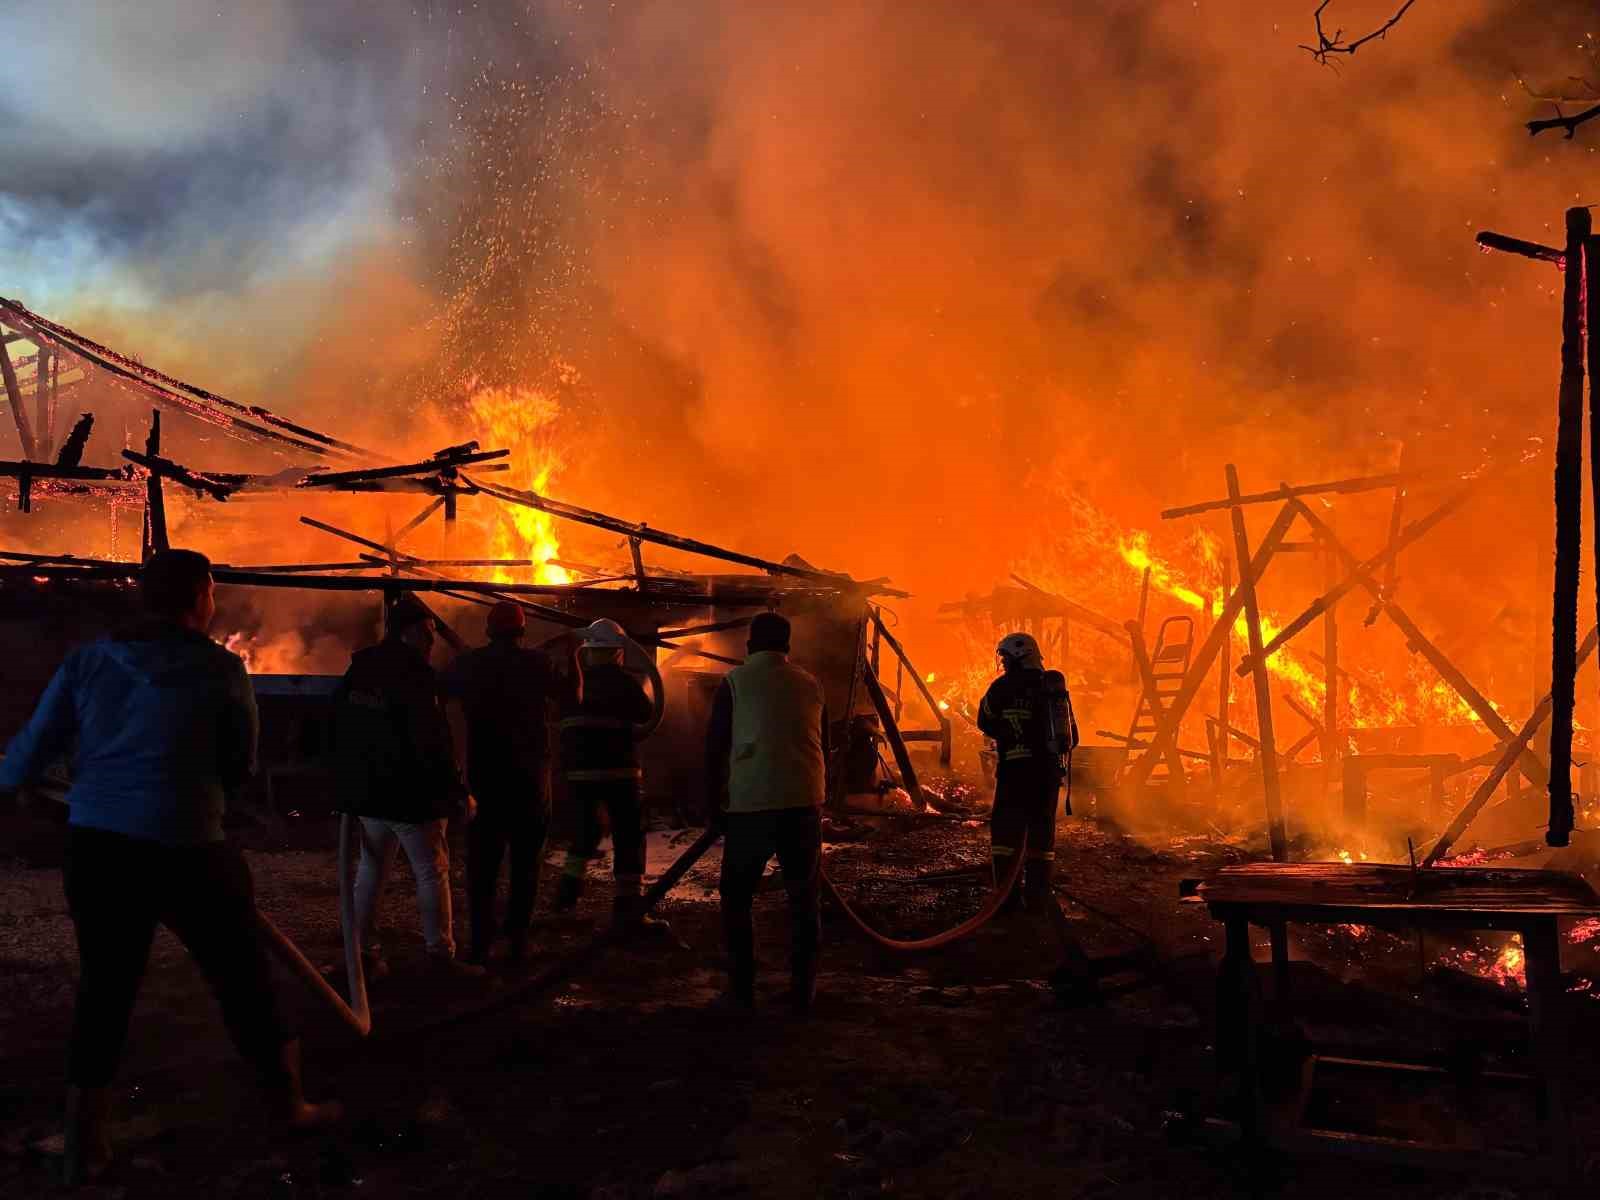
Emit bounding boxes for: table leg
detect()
[1523,919,1573,1185]
[1218,916,1264,1146]
[1269,921,1290,1003]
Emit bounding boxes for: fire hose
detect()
[818,829,1027,952]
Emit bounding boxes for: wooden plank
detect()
[869,607,953,765]
[1123,501,1298,790]
[1227,465,1287,861]
[1239,478,1479,676]
[392,496,446,545]
[1423,625,1600,867]
[1219,554,1232,779]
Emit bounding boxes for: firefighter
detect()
[555,618,657,927]
[976,632,1079,910]
[442,601,567,966]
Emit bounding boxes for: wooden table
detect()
[1194,862,1600,1185]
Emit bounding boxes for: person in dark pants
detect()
[0,550,341,1185]
[333,595,483,978]
[555,619,656,927]
[976,632,1078,910]
[442,601,567,965]
[706,612,830,1014]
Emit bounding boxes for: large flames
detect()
[464,385,573,586]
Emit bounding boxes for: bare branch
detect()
[1528,100,1600,139]
[1300,0,1420,65]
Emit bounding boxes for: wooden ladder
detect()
[1127,615,1195,781]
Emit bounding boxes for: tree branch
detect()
[1527,100,1600,140]
[1300,0,1419,65]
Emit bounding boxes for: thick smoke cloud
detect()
[6,1,1600,689]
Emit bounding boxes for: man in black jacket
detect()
[442,602,567,965]
[554,618,655,926]
[975,632,1078,909]
[334,595,482,977]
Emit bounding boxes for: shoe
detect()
[271,1040,345,1133]
[789,955,818,1017]
[430,954,488,979]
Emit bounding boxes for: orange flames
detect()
[464,385,573,585]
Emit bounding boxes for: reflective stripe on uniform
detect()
[565,767,643,782]
[1025,850,1056,861]
[991,845,1019,857]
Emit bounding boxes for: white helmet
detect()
[581,618,628,651]
[996,631,1043,672]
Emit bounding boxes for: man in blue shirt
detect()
[0,550,341,1184]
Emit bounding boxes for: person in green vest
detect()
[706,612,830,1014]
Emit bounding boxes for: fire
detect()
[1487,939,1526,988]
[465,385,573,585]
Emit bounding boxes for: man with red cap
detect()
[442,601,567,965]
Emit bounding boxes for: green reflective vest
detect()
[726,651,826,813]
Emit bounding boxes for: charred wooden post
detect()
[629,536,646,590]
[862,662,926,809]
[1226,465,1287,861]
[33,347,50,461]
[54,412,93,468]
[141,411,168,560]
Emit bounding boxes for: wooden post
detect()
[33,347,51,462]
[1133,566,1151,682]
[442,488,458,554]
[628,536,646,589]
[1321,524,1340,764]
[1226,465,1287,861]
[0,338,37,461]
[141,411,168,560]
[862,662,925,809]
[1549,208,1590,846]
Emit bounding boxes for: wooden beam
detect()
[122,448,235,501]
[1422,625,1600,867]
[1322,526,1341,762]
[1218,554,1232,782]
[466,473,906,597]
[1227,465,1287,861]
[298,447,506,488]
[869,607,953,766]
[1161,470,1420,521]
[1239,478,1479,676]
[1291,498,1549,789]
[1122,501,1298,791]
[392,496,446,546]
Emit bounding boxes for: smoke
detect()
[7,0,1600,732]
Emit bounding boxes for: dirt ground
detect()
[2,797,1598,1200]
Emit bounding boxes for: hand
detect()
[462,794,478,823]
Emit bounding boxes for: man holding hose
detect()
[0,549,341,1184]
[706,612,830,1014]
[977,632,1078,912]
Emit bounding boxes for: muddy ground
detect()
[2,797,1599,1200]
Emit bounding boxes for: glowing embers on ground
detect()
[465,385,572,585]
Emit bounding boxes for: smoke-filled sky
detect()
[3,1,1599,645]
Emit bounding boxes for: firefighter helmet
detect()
[486,601,526,640]
[996,631,1043,673]
[580,618,628,650]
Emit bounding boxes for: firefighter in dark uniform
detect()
[554,619,656,926]
[976,632,1079,909]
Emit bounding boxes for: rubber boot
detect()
[993,855,1024,915]
[268,1039,344,1132]
[62,1085,113,1187]
[1023,857,1053,911]
[728,944,756,1012]
[554,872,583,914]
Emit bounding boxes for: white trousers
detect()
[354,817,455,957]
